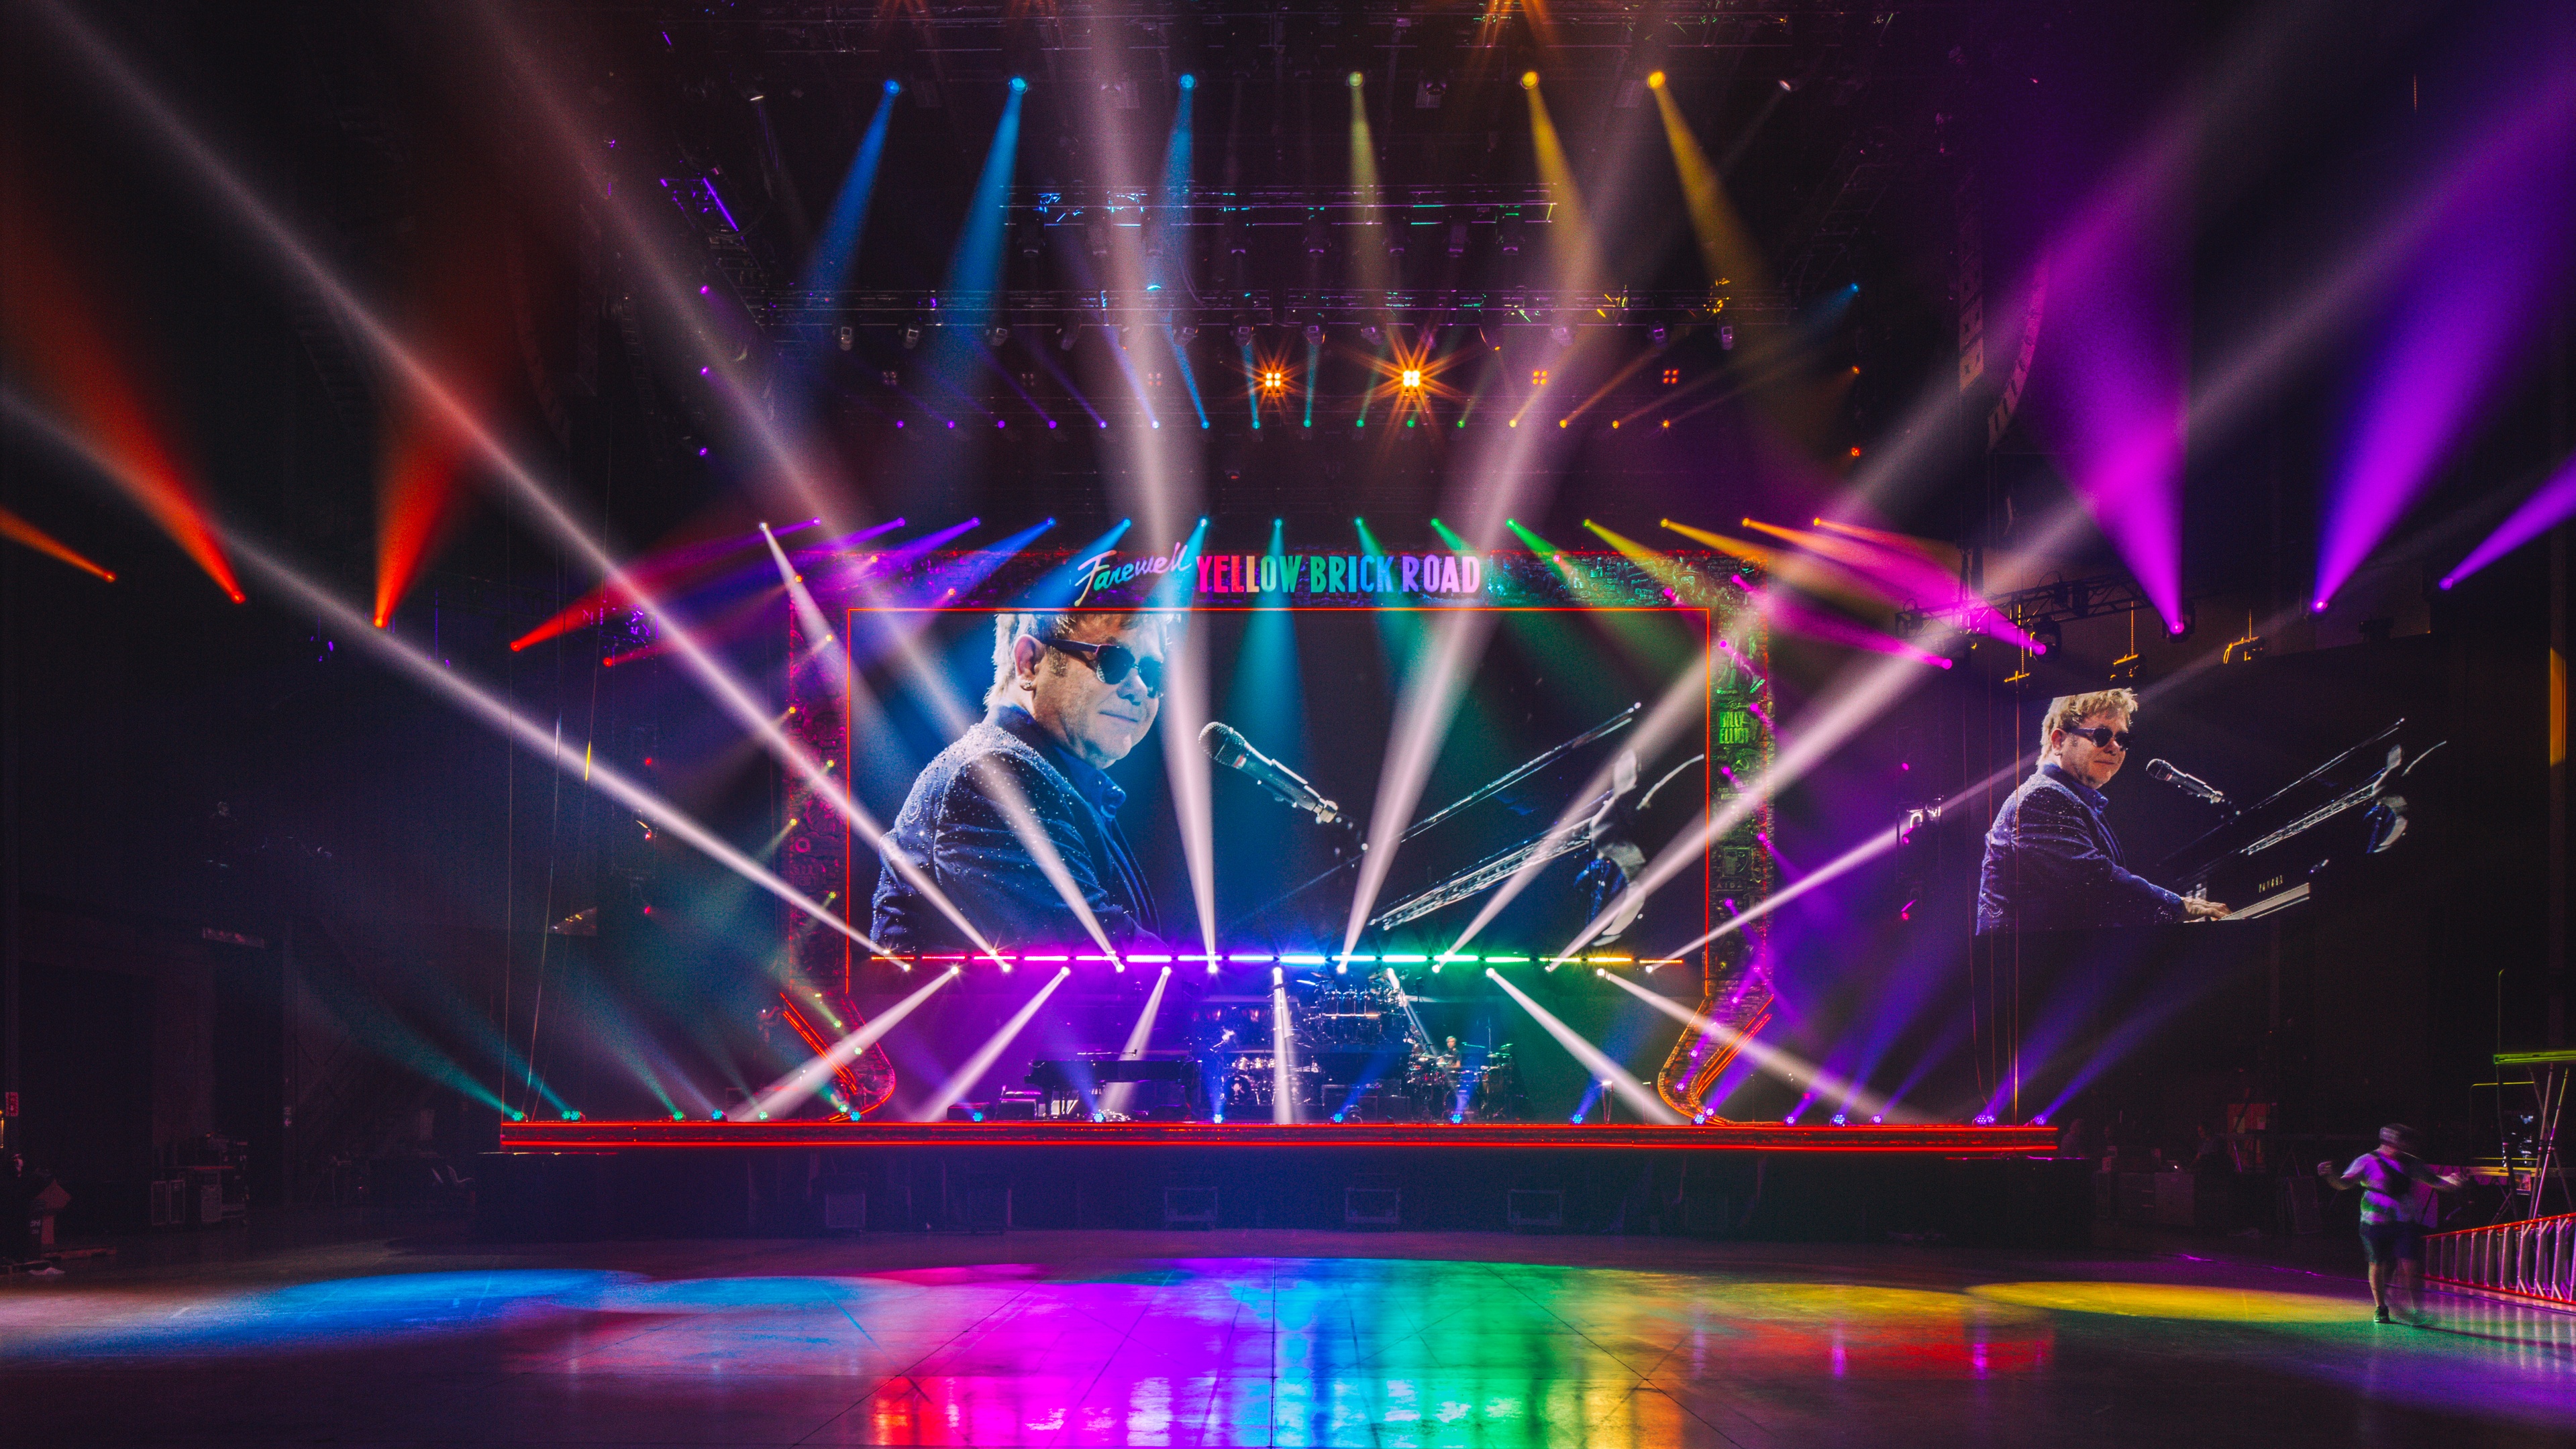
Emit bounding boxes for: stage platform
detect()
[478,1120,2080,1244]
[497,1118,2056,1154]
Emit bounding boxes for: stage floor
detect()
[6,1224,2570,1446]
[497,1120,2057,1154]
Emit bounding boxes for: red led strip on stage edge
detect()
[860,951,1688,971]
[497,1119,2059,1155]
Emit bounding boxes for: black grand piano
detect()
[2155,718,2445,921]
[1026,1055,1198,1120]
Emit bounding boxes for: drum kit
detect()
[1195,971,1528,1122]
[1398,1043,1523,1122]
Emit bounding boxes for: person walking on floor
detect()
[2318,1124,2465,1324]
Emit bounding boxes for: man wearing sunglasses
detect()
[1975,688,2229,934]
[871,611,1174,953]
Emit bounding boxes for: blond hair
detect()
[2039,688,2139,762]
[985,610,1180,707]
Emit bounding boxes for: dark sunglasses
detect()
[2062,725,2134,751]
[1047,638,1166,696]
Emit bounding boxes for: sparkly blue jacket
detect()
[1975,763,2185,934]
[870,706,1159,953]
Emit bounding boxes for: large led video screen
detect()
[772,547,1773,1121]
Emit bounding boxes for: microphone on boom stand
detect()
[2145,758,2229,806]
[1201,722,1348,826]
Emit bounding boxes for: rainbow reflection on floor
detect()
[3,1233,2571,1446]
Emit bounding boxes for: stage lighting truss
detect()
[758,288,1782,357]
[1894,572,2180,644]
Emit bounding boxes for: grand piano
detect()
[2155,718,2444,921]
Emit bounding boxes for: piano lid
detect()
[2155,717,2442,894]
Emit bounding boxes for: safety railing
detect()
[2426,1211,2576,1307]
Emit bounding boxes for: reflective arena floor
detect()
[6,1228,2571,1447]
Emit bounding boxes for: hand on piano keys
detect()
[2181,895,2231,921]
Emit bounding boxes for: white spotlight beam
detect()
[1443,651,1716,957]
[1339,606,1499,959]
[25,1,1010,964]
[762,522,841,664]
[1658,818,1912,959]
[474,1,849,533]
[847,598,1126,963]
[18,405,945,981]
[1341,92,1665,953]
[1100,966,1174,1118]
[1157,602,1222,965]
[1545,643,1941,966]
[1599,969,1896,1122]
[203,527,890,958]
[919,969,1075,1121]
[741,967,961,1120]
[776,536,1121,961]
[1270,967,1300,1124]
[1484,969,1682,1124]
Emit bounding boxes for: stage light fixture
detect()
[1178,73,1196,91]
[1347,71,1363,89]
[1233,321,1255,345]
[884,79,901,96]
[1400,368,1423,390]
[836,325,854,352]
[902,323,922,350]
[1009,75,1028,93]
[1549,324,1572,347]
[1521,71,1539,89]
[1058,324,1081,351]
[1647,70,1667,89]
[1719,325,1735,350]
[1303,321,1325,345]
[1651,325,1668,346]
[986,325,1009,347]
[1498,217,1524,254]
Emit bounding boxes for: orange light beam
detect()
[1810,516,1964,573]
[0,506,115,582]
[1658,518,1897,614]
[2,149,239,600]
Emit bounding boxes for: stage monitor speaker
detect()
[818,1180,867,1233]
[1507,1188,1564,1232]
[1163,1186,1219,1229]
[960,1183,1011,1234]
[1343,1187,1400,1229]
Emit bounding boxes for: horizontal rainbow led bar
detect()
[864,951,1687,972]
